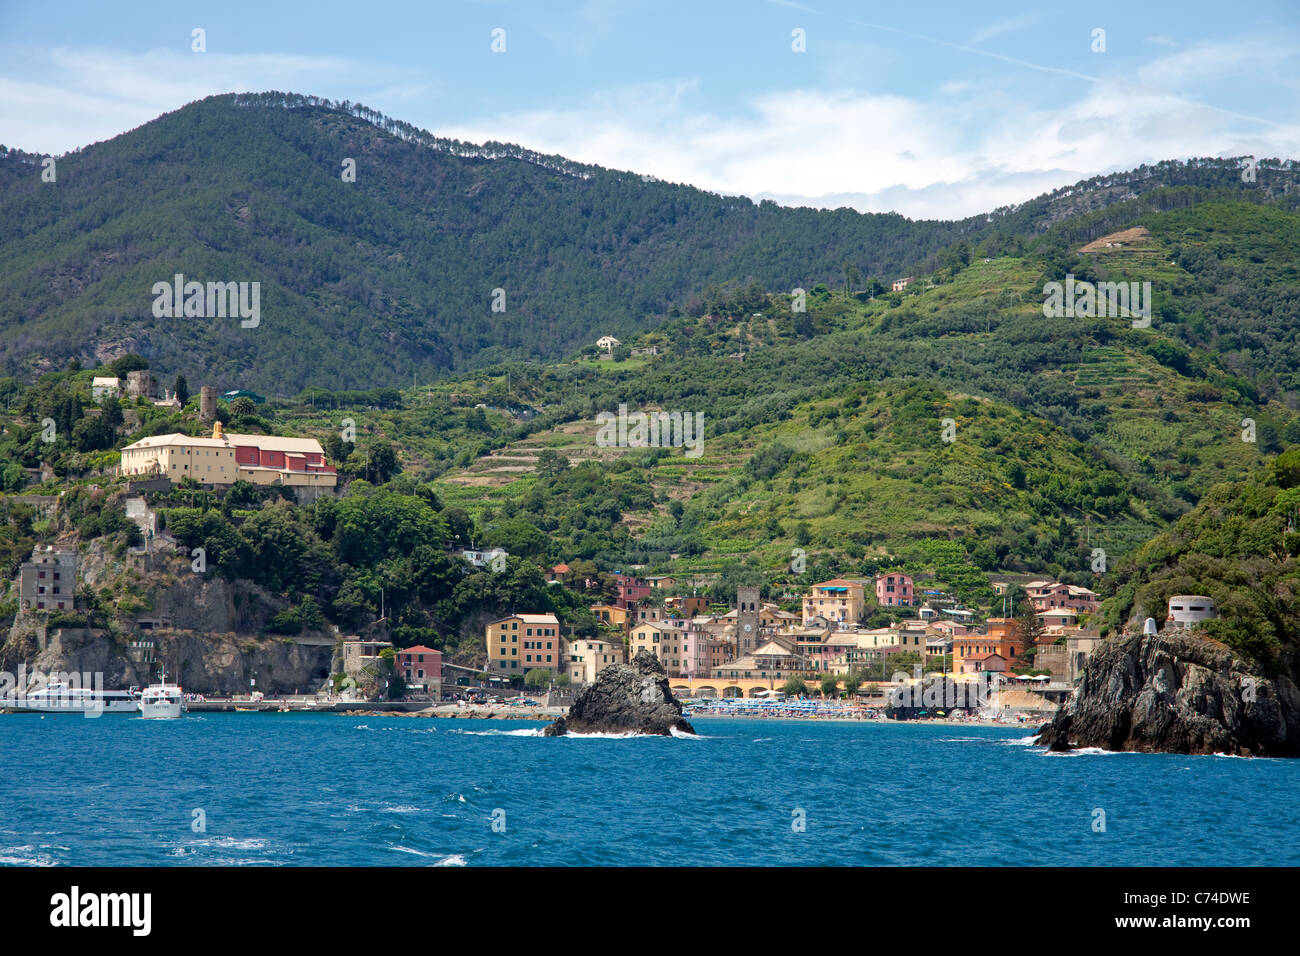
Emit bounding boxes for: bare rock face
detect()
[544,650,695,736]
[1037,631,1300,757]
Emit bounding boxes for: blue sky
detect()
[1,0,1297,218]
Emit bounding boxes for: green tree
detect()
[173,375,189,406]
[524,668,554,690]
[535,449,569,477]
[782,676,808,697]
[819,673,839,698]
[364,440,400,484]
[1015,603,1046,652]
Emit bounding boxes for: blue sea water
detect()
[1,713,1296,866]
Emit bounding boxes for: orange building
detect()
[953,624,1025,674]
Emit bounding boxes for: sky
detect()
[1,0,1297,220]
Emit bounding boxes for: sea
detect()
[1,713,1296,866]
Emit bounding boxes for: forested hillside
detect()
[1,92,1296,394]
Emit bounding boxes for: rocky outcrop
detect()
[544,650,695,736]
[1,624,332,696]
[1037,630,1300,757]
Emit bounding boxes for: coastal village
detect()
[6,369,1224,724]
[15,529,1219,723]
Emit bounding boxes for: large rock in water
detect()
[1037,630,1300,757]
[544,650,695,736]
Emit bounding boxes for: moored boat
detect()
[2,682,140,715]
[138,674,186,719]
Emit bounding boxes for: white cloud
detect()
[0,46,425,154]
[3,35,1297,220]
[437,50,1300,219]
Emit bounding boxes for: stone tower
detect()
[736,585,761,655]
[125,369,156,400]
[199,385,217,421]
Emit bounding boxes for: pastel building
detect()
[564,637,624,684]
[485,613,562,675]
[953,630,1026,674]
[1025,581,1098,614]
[395,646,443,694]
[614,573,653,611]
[875,573,914,607]
[802,579,865,626]
[630,621,685,677]
[119,422,337,489]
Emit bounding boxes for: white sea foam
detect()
[435,854,467,866]
[0,845,56,866]
[388,844,439,857]
[379,805,425,814]
[453,728,543,737]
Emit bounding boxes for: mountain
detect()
[2,91,1296,394]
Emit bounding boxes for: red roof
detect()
[397,645,441,656]
[552,564,571,573]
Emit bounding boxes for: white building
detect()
[91,377,120,403]
[1167,595,1217,627]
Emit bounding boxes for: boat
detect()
[138,673,185,719]
[2,682,140,715]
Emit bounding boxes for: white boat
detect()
[138,674,186,719]
[2,683,140,715]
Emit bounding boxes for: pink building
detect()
[679,620,717,678]
[876,573,914,607]
[395,645,443,693]
[1026,581,1098,614]
[614,572,653,611]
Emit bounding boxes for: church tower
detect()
[736,586,761,655]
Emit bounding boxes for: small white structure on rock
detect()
[1167,596,1217,628]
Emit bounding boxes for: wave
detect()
[388,845,468,866]
[0,845,57,866]
[452,727,543,737]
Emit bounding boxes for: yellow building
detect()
[485,613,562,676]
[119,423,336,489]
[591,604,631,631]
[802,579,865,625]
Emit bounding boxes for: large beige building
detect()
[802,579,865,625]
[119,422,337,489]
[486,613,562,676]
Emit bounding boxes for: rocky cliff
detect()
[1,624,333,696]
[1037,630,1300,757]
[544,650,695,736]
